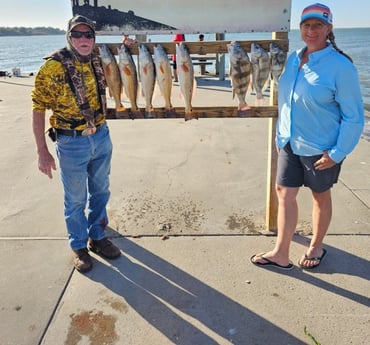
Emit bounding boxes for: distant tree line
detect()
[0,27,65,36]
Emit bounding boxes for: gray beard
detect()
[66,33,93,63]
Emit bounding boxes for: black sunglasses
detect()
[70,31,95,39]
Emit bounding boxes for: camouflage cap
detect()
[67,15,96,33]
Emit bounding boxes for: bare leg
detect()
[299,189,332,268]
[251,185,299,266]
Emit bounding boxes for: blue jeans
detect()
[56,123,112,250]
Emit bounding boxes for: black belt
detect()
[55,124,103,137]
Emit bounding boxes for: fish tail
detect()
[184,108,197,121]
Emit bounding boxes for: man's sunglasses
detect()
[70,31,95,39]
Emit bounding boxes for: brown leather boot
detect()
[73,248,93,272]
[88,238,121,259]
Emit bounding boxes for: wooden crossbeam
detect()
[106,106,278,120]
[95,39,289,56]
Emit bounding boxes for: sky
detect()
[0,0,369,30]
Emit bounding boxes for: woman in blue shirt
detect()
[251,3,364,270]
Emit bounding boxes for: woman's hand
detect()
[314,151,336,170]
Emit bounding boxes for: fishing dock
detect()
[1,74,369,345]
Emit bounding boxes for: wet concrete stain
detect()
[225,213,260,233]
[65,310,118,345]
[103,297,129,313]
[109,190,208,235]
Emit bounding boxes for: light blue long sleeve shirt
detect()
[277,44,364,163]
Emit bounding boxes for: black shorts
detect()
[276,143,342,193]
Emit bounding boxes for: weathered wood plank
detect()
[106,106,278,120]
[95,39,289,56]
[265,31,288,232]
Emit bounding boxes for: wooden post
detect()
[215,33,225,80]
[265,31,288,232]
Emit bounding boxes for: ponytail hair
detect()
[328,31,353,63]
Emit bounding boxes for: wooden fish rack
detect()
[97,36,288,121]
[97,31,289,231]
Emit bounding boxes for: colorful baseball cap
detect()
[300,3,333,25]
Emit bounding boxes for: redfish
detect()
[138,44,156,118]
[153,44,174,117]
[176,42,197,121]
[98,44,123,111]
[118,44,139,116]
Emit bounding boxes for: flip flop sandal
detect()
[298,248,327,269]
[250,253,294,271]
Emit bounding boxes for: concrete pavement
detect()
[0,75,369,345]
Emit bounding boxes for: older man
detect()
[32,15,121,273]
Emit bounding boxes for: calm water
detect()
[0,28,369,110]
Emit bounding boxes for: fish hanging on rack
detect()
[98,44,124,111]
[269,43,286,86]
[153,44,174,117]
[138,44,156,118]
[118,44,139,118]
[176,42,197,121]
[251,42,270,100]
[227,41,252,114]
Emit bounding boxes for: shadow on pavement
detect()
[289,234,370,307]
[87,236,305,345]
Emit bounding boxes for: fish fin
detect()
[124,66,131,76]
[105,64,113,77]
[181,63,189,73]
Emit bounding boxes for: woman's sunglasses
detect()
[70,31,95,39]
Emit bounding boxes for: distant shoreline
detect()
[0,27,65,36]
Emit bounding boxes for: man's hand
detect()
[314,150,336,170]
[38,148,57,179]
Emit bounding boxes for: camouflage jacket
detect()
[32,49,106,130]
